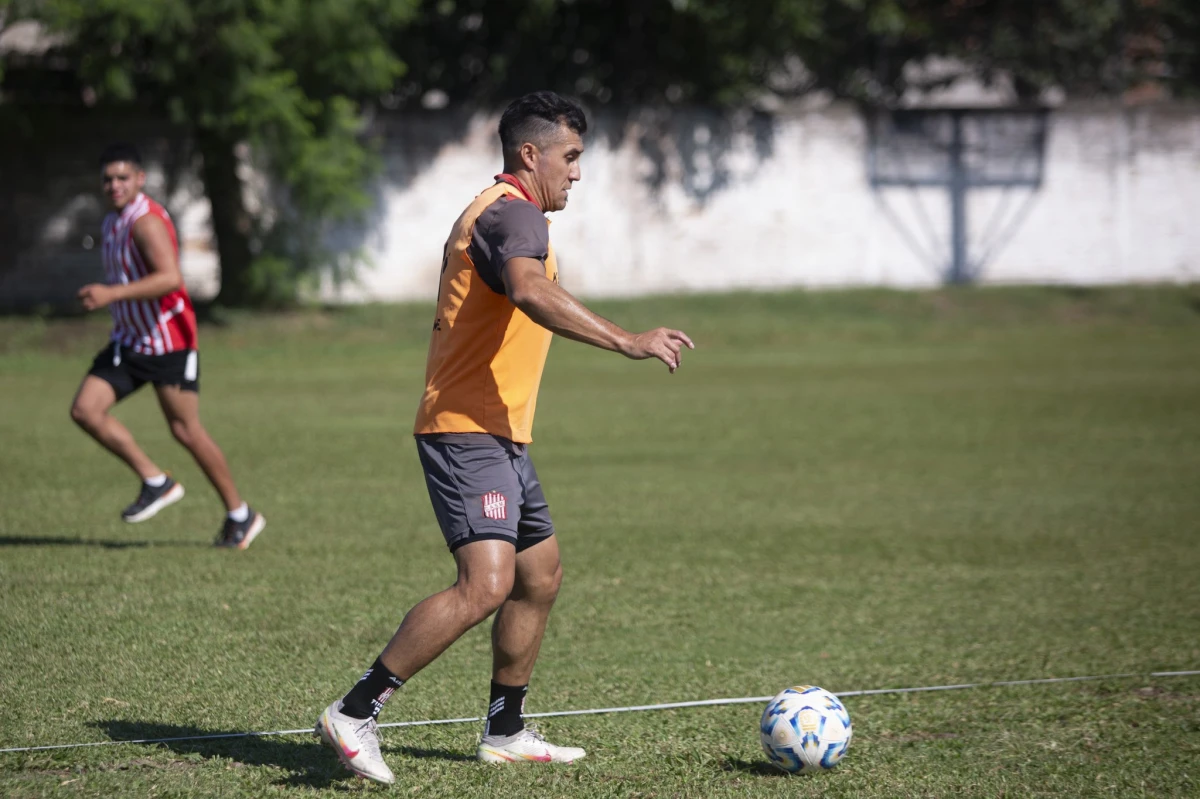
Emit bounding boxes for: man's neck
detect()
[497,171,542,211]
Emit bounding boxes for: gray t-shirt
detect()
[468,195,549,294]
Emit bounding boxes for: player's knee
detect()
[528,561,563,604]
[168,418,195,447]
[461,572,514,620]
[70,402,99,430]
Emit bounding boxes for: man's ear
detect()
[520,142,539,171]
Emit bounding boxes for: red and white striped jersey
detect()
[101,193,198,355]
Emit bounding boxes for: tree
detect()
[6,0,416,307]
[383,0,1199,109]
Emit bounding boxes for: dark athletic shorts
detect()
[415,433,555,553]
[87,341,200,401]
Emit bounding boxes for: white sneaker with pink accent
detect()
[477,725,586,764]
[315,701,395,784]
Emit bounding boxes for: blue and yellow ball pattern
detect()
[760,685,852,774]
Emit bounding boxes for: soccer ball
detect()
[760,685,852,774]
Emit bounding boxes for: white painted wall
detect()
[989,104,1200,285]
[319,101,1200,302]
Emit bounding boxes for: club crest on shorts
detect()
[481,491,508,521]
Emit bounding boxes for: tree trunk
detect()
[197,131,256,307]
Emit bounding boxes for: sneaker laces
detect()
[521,724,547,744]
[354,717,384,760]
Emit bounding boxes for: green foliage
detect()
[923,0,1200,99]
[386,0,1200,107]
[388,0,821,107]
[241,254,296,309]
[7,0,416,306]
[908,1,1135,98]
[1159,0,1200,96]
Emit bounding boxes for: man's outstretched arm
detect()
[503,256,694,373]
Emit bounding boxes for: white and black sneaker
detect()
[121,477,185,523]
[215,509,266,550]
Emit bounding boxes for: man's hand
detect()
[503,257,695,373]
[78,284,117,311]
[622,328,695,373]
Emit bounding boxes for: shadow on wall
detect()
[318,103,780,299]
[318,106,479,293]
[866,107,1049,284]
[625,106,777,204]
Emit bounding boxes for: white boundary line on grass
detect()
[1,669,1196,755]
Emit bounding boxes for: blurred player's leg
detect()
[70,374,184,522]
[70,375,160,479]
[155,384,239,509]
[155,384,264,547]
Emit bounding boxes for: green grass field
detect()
[1,286,1198,798]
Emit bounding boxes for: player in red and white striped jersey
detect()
[99,187,196,356]
[69,143,265,549]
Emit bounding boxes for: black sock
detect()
[485,681,528,738]
[339,658,405,720]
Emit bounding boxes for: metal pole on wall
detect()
[949,110,968,283]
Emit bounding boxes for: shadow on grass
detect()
[90,721,475,788]
[92,721,348,789]
[720,757,791,777]
[0,536,206,549]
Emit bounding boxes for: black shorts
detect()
[415,433,555,553]
[87,341,200,401]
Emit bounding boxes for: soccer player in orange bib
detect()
[70,143,265,549]
[316,92,693,783]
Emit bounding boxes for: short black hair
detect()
[99,143,143,169]
[499,91,587,163]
